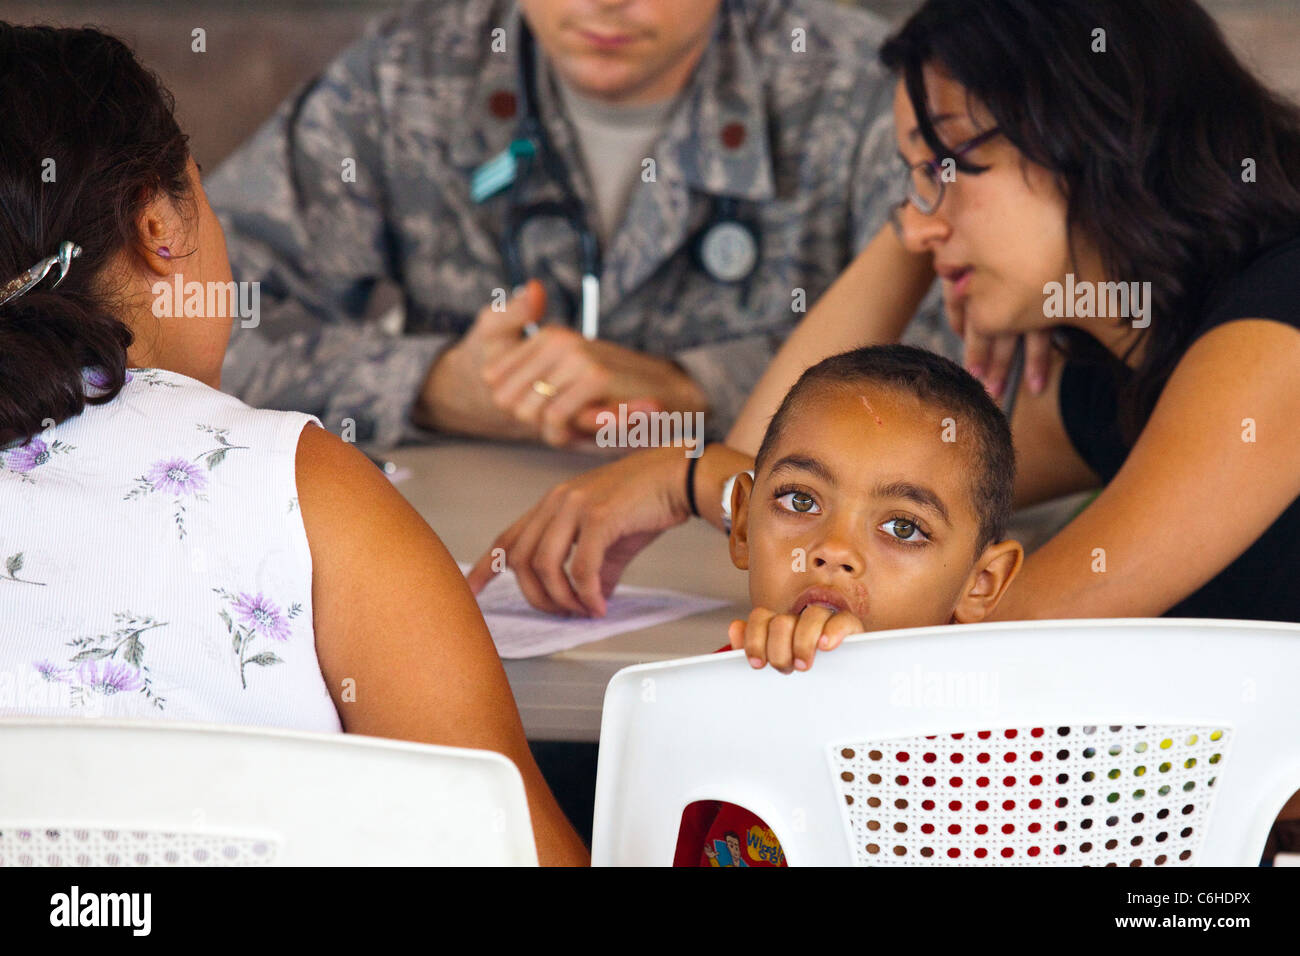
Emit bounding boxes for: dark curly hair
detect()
[755,344,1016,553]
[881,0,1300,442]
[0,23,192,447]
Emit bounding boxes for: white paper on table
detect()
[458,563,729,659]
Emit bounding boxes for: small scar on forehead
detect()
[860,395,883,426]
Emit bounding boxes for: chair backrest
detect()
[592,618,1300,866]
[0,720,537,866]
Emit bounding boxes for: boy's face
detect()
[731,382,1018,632]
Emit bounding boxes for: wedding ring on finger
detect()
[531,379,558,399]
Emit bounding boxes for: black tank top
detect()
[1058,236,1300,623]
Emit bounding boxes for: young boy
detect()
[675,344,1025,866]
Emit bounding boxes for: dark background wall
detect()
[4,0,1298,170]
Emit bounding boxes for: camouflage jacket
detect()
[208,0,950,449]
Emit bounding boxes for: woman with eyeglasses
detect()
[474,0,1300,631]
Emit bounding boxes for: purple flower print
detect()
[77,660,144,696]
[144,458,208,497]
[124,425,243,539]
[231,593,291,642]
[1,437,73,483]
[5,438,50,474]
[214,588,300,689]
[33,660,69,683]
[127,457,210,538]
[64,612,167,710]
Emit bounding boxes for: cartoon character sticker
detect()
[704,831,749,867]
[704,825,786,867]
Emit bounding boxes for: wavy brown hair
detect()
[0,23,192,446]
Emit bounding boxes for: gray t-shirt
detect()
[556,77,678,244]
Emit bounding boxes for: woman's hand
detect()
[466,444,696,616]
[944,287,1053,399]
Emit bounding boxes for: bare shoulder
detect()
[294,421,467,593]
[294,422,395,536]
[1167,318,1300,395]
[290,425,589,862]
[1135,318,1300,481]
[292,423,497,722]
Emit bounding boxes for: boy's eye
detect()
[777,491,820,514]
[882,517,929,543]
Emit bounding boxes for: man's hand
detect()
[415,281,551,440]
[466,444,696,616]
[417,279,708,447]
[728,605,864,674]
[483,327,709,448]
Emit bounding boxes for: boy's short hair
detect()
[754,345,1016,551]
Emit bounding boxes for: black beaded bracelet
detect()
[685,442,710,518]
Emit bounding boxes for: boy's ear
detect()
[727,472,756,571]
[952,539,1024,624]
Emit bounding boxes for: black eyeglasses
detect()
[890,127,1003,234]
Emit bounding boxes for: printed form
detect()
[459,564,729,658]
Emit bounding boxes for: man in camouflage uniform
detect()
[208,0,952,451]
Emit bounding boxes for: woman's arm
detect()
[992,320,1300,620]
[295,423,589,866]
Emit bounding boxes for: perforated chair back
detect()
[592,618,1300,866]
[0,720,537,866]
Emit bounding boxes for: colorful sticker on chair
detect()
[704,831,750,867]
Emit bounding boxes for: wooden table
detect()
[389,439,750,742]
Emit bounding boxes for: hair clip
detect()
[0,241,83,308]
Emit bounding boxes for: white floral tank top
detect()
[0,367,342,732]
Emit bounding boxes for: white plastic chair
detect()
[0,719,537,866]
[592,618,1300,866]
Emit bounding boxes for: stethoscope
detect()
[475,20,761,339]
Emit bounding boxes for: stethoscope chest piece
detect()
[697,217,760,284]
